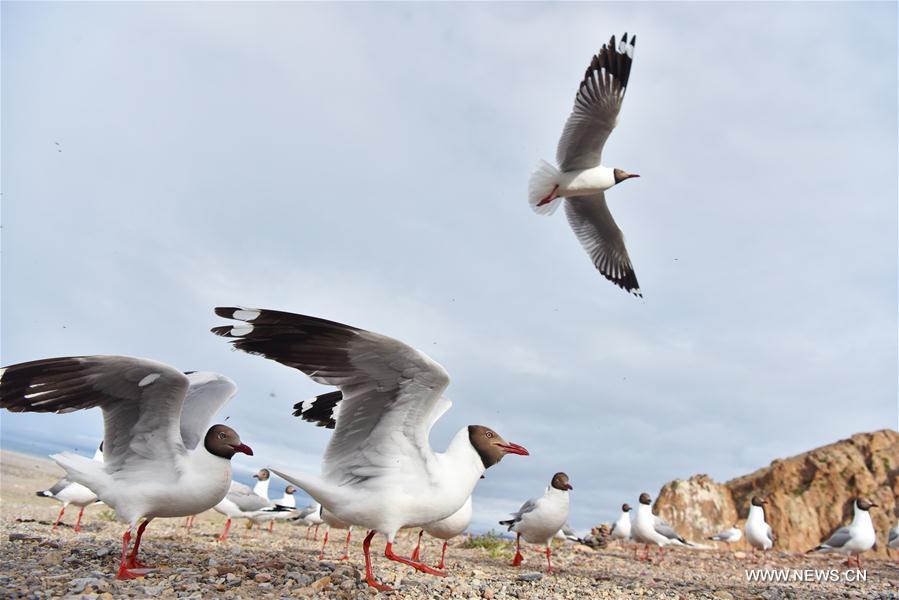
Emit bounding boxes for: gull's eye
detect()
[218,432,226,439]
[485,431,494,439]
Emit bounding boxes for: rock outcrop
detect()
[653,429,898,556]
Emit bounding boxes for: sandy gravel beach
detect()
[1,451,897,599]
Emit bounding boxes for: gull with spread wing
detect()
[0,356,252,579]
[529,33,643,296]
[212,307,529,590]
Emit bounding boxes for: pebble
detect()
[517,573,543,582]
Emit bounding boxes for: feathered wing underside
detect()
[556,33,636,172]
[294,389,451,439]
[293,390,342,429]
[0,355,190,475]
[889,527,898,544]
[180,373,238,450]
[564,194,641,296]
[212,308,451,487]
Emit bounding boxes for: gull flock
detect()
[1,33,894,591]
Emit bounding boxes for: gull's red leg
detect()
[52,505,66,531]
[411,530,423,562]
[305,525,311,540]
[267,521,274,533]
[74,507,85,532]
[545,546,554,573]
[536,184,560,207]
[216,518,232,542]
[363,530,392,591]
[126,519,153,569]
[319,529,329,561]
[436,541,448,570]
[511,533,524,566]
[340,530,352,561]
[116,529,147,580]
[384,541,447,576]
[313,524,319,540]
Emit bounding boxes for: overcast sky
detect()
[2,2,896,534]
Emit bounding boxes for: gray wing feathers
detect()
[654,517,686,543]
[0,355,190,473]
[45,478,72,496]
[212,308,451,486]
[556,33,636,171]
[227,481,271,512]
[179,373,238,450]
[821,526,852,549]
[564,195,640,295]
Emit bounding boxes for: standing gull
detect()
[708,524,743,546]
[808,498,878,568]
[631,492,690,561]
[529,33,643,296]
[500,472,573,573]
[744,496,774,559]
[0,356,252,579]
[212,480,292,541]
[212,307,529,591]
[36,443,103,532]
[610,503,632,543]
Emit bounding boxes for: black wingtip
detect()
[214,306,239,319]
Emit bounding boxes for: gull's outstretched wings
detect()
[212,308,450,487]
[565,193,640,295]
[556,33,636,172]
[0,355,190,475]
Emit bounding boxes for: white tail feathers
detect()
[51,452,109,494]
[528,160,562,215]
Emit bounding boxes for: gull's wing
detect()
[820,526,851,549]
[293,390,342,429]
[564,194,640,296]
[653,516,687,543]
[213,308,451,486]
[180,372,238,450]
[43,478,73,497]
[0,355,190,475]
[227,480,272,512]
[556,33,636,172]
[500,497,539,529]
[295,389,452,438]
[889,525,898,544]
[766,523,776,544]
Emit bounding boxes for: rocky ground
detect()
[1,451,897,599]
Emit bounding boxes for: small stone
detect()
[517,573,543,582]
[713,592,734,600]
[482,588,495,599]
[254,573,272,583]
[310,575,332,592]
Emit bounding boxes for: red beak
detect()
[566,484,574,490]
[496,442,529,456]
[628,174,640,179]
[230,443,254,456]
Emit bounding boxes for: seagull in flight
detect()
[529,33,643,296]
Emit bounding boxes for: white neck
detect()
[851,505,873,529]
[437,428,487,500]
[253,479,270,499]
[748,505,766,522]
[636,503,653,518]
